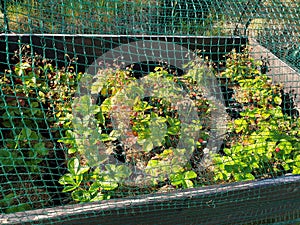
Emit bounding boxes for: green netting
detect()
[0,0,300,224]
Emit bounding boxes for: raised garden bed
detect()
[0,34,246,214]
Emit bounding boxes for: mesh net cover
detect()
[0,0,300,224]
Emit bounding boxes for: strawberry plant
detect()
[0,46,79,172]
[0,46,80,213]
[212,48,300,182]
[3,45,299,210]
[59,63,218,202]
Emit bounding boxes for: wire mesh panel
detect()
[0,0,300,224]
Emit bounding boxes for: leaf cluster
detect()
[59,66,214,202]
[213,48,300,182]
[0,46,79,213]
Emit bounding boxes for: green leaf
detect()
[274,96,282,105]
[68,147,78,154]
[183,179,194,188]
[19,127,31,140]
[146,159,159,168]
[99,179,118,191]
[38,91,45,99]
[33,142,48,156]
[100,134,113,142]
[283,163,290,171]
[103,164,131,183]
[90,167,101,179]
[223,148,232,155]
[167,126,180,135]
[261,112,271,119]
[143,139,154,152]
[30,101,39,108]
[100,98,111,113]
[213,171,227,181]
[292,166,300,175]
[5,203,31,213]
[149,117,167,147]
[277,140,293,154]
[0,193,14,207]
[159,149,173,158]
[170,173,183,186]
[72,189,90,202]
[91,76,107,95]
[30,130,39,140]
[244,173,255,180]
[77,166,90,175]
[0,149,10,158]
[106,163,118,170]
[90,192,105,202]
[62,185,78,193]
[75,174,83,185]
[58,174,76,186]
[273,107,283,118]
[68,157,80,175]
[116,165,132,179]
[295,155,300,167]
[234,119,248,133]
[233,173,244,181]
[252,162,259,169]
[231,144,243,154]
[184,170,197,180]
[72,95,95,116]
[96,111,106,125]
[224,164,236,173]
[89,182,102,193]
[133,100,153,112]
